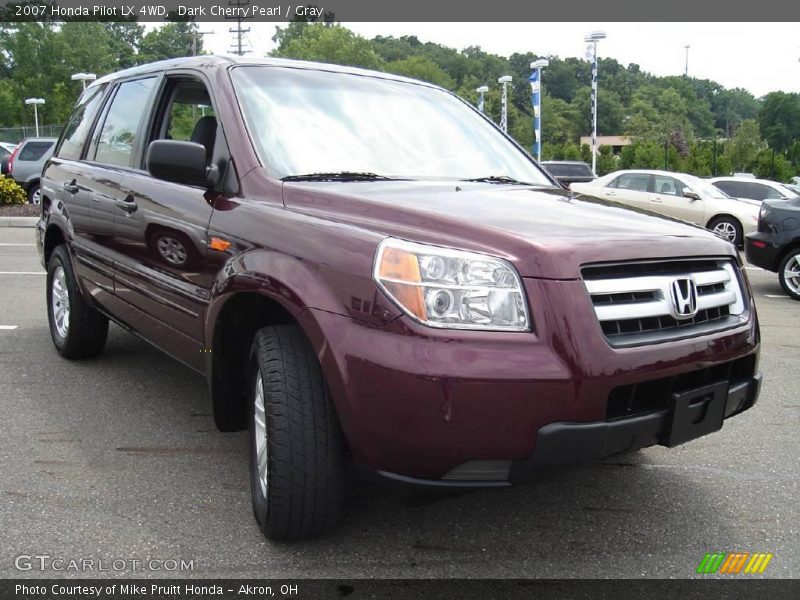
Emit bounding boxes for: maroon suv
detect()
[37,56,761,541]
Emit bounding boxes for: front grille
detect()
[583,258,748,347]
[606,355,756,419]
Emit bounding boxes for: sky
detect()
[191,21,800,98]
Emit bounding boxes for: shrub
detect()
[0,176,26,206]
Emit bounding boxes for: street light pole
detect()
[584,30,606,175]
[71,72,97,91]
[476,85,489,114]
[498,76,512,133]
[530,59,549,162]
[684,45,690,77]
[25,98,45,137]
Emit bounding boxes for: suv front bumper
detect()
[363,373,761,488]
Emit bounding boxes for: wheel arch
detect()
[205,250,347,432]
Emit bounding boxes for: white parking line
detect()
[0,325,19,330]
[0,271,45,275]
[764,294,790,299]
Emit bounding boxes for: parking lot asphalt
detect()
[0,226,797,579]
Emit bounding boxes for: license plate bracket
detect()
[666,381,728,447]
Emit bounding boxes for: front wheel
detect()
[708,216,743,247]
[47,245,109,358]
[248,324,345,541]
[778,249,800,301]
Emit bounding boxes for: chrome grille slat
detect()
[583,259,747,347]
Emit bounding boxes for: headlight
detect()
[373,238,530,331]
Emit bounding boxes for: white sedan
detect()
[709,176,799,202]
[571,169,760,247]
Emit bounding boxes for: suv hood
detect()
[282,180,737,279]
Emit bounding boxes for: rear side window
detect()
[56,85,107,161]
[611,173,650,192]
[18,141,54,161]
[94,77,157,168]
[568,164,594,178]
[544,163,570,177]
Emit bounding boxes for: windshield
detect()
[231,66,553,184]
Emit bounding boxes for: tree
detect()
[138,21,201,63]
[725,119,763,172]
[759,92,800,153]
[271,23,384,71]
[386,56,454,89]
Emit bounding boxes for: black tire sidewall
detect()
[27,183,39,204]
[778,249,800,300]
[248,350,269,528]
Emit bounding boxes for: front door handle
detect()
[115,194,138,214]
[652,196,663,203]
[63,180,79,195]
[606,190,616,197]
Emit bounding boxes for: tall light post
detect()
[71,72,96,91]
[498,75,512,133]
[530,59,549,162]
[25,98,45,137]
[584,30,606,175]
[476,85,489,114]
[684,45,690,77]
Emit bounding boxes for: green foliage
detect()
[385,56,455,89]
[759,92,800,153]
[271,23,384,70]
[0,176,26,205]
[596,145,617,176]
[753,149,794,182]
[724,119,763,172]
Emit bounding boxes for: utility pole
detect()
[684,45,690,77]
[227,1,251,56]
[192,30,214,56]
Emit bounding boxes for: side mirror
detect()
[146,140,208,187]
[683,187,700,201]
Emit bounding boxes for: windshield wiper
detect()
[281,171,398,182]
[461,175,538,186]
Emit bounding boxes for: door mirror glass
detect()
[683,187,700,200]
[146,140,208,187]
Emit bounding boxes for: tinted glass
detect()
[94,77,156,167]
[0,147,9,159]
[759,184,785,200]
[713,181,742,197]
[18,141,54,161]
[613,173,650,192]
[653,175,682,196]
[568,164,594,177]
[544,164,571,177]
[232,67,552,185]
[56,85,107,161]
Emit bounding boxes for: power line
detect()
[192,30,214,56]
[226,0,251,56]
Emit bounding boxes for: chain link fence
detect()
[0,125,63,144]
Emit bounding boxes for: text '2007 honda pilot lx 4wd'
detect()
[38,56,761,541]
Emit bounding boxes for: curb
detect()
[0,217,38,228]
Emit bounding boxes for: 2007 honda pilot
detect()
[38,57,761,541]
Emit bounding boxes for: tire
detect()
[27,183,41,205]
[778,249,800,301]
[708,216,743,247]
[46,245,109,358]
[248,324,345,541]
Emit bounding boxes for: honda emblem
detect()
[670,278,698,319]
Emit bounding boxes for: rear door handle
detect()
[652,196,663,203]
[115,194,138,214]
[606,190,616,196]
[63,180,79,195]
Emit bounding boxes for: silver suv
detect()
[6,137,57,204]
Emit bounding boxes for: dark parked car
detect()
[38,56,761,541]
[541,160,596,186]
[745,197,800,300]
[6,137,57,203]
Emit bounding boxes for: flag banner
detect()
[529,69,541,158]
